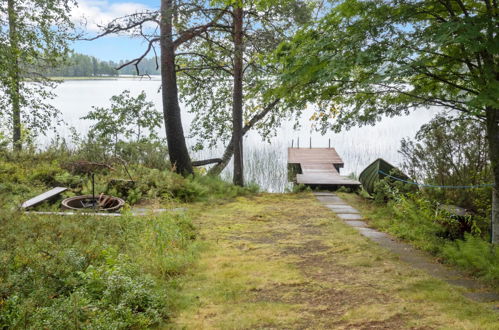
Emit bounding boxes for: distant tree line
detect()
[45,53,160,77]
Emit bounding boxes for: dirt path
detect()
[171,193,498,329]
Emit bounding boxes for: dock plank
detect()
[288,148,360,188]
[288,148,344,167]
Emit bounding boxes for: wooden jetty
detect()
[288,148,360,189]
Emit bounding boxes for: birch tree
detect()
[0,0,75,150]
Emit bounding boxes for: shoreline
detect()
[48,75,160,81]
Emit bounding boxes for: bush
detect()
[442,235,499,285]
[0,150,259,210]
[372,172,417,204]
[0,211,197,328]
[356,192,498,286]
[399,114,492,216]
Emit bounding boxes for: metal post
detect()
[292,139,294,148]
[91,173,96,211]
[329,139,331,149]
[297,137,300,148]
[310,137,312,149]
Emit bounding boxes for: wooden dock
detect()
[288,148,361,189]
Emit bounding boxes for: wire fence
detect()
[378,170,495,189]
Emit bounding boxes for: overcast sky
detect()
[71,0,160,61]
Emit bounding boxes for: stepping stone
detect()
[316,196,346,204]
[344,220,368,228]
[356,227,389,239]
[326,205,359,214]
[336,213,363,220]
[314,192,499,306]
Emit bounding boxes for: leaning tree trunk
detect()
[232,4,244,186]
[7,0,21,151]
[208,99,280,176]
[486,107,499,244]
[160,0,193,175]
[209,135,236,176]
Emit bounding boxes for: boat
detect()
[359,158,410,194]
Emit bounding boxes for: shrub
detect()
[357,192,498,285]
[399,114,492,217]
[442,235,499,285]
[0,211,197,328]
[372,172,417,204]
[0,151,259,210]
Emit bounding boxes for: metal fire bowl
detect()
[61,195,125,212]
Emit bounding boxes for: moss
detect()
[171,193,498,328]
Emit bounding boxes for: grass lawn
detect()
[171,192,498,329]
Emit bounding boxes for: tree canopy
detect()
[273,0,498,131]
[272,0,499,243]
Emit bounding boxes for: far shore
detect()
[48,75,160,81]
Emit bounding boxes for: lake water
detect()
[45,77,438,192]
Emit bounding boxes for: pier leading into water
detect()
[288,147,361,189]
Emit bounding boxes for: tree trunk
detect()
[7,0,21,151]
[208,99,280,176]
[232,4,244,186]
[486,107,499,244]
[209,135,236,176]
[160,0,193,175]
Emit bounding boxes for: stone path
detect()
[314,192,499,306]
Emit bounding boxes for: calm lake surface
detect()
[46,77,437,192]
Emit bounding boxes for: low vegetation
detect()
[0,210,197,328]
[340,191,499,287]
[0,131,258,328]
[0,150,257,210]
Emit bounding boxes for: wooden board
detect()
[21,187,68,209]
[288,148,344,167]
[297,163,360,186]
[288,148,360,188]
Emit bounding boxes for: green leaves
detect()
[0,0,77,146]
[271,0,498,132]
[82,90,162,155]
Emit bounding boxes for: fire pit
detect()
[62,194,125,212]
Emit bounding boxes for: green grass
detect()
[0,150,260,328]
[339,192,499,288]
[0,152,258,210]
[0,210,198,329]
[171,193,499,329]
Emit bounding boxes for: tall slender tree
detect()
[160,0,193,175]
[0,0,75,150]
[176,0,313,178]
[232,2,244,185]
[6,0,21,150]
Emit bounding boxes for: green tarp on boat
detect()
[359,158,410,194]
